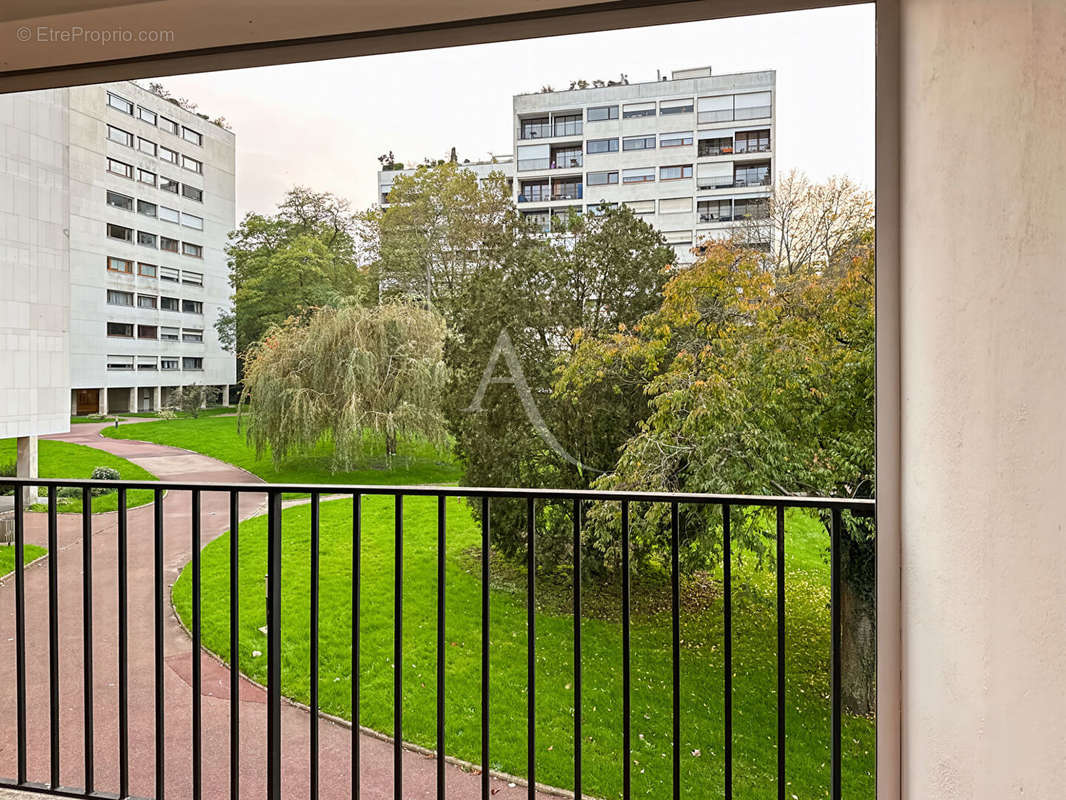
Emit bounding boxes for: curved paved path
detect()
[0,422,542,799]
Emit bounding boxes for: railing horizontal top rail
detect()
[2,476,873,510]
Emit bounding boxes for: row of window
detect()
[106,158,204,200]
[107,190,204,229]
[107,124,203,174]
[106,289,203,315]
[107,91,203,146]
[106,223,203,258]
[106,322,203,342]
[583,92,770,123]
[107,354,203,371]
[106,256,203,284]
[521,194,767,231]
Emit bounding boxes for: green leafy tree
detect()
[217,187,372,357]
[239,301,448,469]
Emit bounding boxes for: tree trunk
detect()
[385,430,397,457]
[840,556,876,716]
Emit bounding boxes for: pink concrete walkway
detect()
[0,423,546,799]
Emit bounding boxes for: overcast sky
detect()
[150,3,873,220]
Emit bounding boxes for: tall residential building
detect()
[1,81,236,429]
[376,66,775,260]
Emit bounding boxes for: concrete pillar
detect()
[222,384,232,407]
[70,389,77,417]
[15,436,37,507]
[129,387,137,414]
[153,386,161,412]
[895,1,1066,797]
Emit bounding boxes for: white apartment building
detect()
[376,66,774,261]
[377,156,514,205]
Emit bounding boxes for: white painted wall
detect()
[898,0,1066,796]
[0,89,71,439]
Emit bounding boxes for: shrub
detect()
[0,460,14,496]
[157,408,177,421]
[90,466,121,496]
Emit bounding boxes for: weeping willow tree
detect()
[239,301,448,469]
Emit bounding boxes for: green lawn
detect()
[175,497,874,800]
[103,416,462,487]
[0,439,158,513]
[0,543,47,576]
[72,406,236,424]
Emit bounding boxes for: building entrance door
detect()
[76,389,99,416]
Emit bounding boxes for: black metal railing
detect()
[0,476,872,800]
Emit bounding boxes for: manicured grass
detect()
[0,543,47,576]
[72,406,236,424]
[103,416,462,487]
[0,438,158,513]
[175,498,874,800]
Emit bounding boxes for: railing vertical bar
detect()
[229,490,240,800]
[191,489,202,800]
[722,503,732,800]
[480,496,490,800]
[621,500,632,800]
[573,498,582,800]
[670,502,681,800]
[437,496,446,800]
[776,505,786,800]
[352,493,362,800]
[526,497,536,800]
[154,489,165,800]
[118,488,130,799]
[48,491,60,789]
[310,491,321,800]
[394,494,403,800]
[81,487,95,795]
[831,508,842,800]
[14,489,27,785]
[267,491,282,800]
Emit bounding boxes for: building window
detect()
[160,177,179,194]
[108,158,134,179]
[182,243,203,259]
[586,170,619,186]
[698,198,733,223]
[182,127,203,146]
[182,357,203,371]
[107,322,134,338]
[660,132,694,148]
[622,101,656,118]
[625,199,656,215]
[182,270,204,286]
[159,146,178,164]
[138,262,158,278]
[107,256,133,274]
[698,136,734,157]
[107,191,134,211]
[519,117,551,140]
[137,294,158,309]
[137,325,158,339]
[518,180,549,203]
[182,213,204,231]
[138,137,157,156]
[734,161,771,187]
[734,197,769,219]
[138,200,157,218]
[697,95,734,124]
[663,229,693,245]
[734,91,772,120]
[138,168,157,186]
[107,223,134,242]
[161,327,180,341]
[161,237,179,253]
[552,114,582,137]
[660,98,695,115]
[622,135,656,151]
[182,299,203,314]
[138,107,157,125]
[159,117,178,135]
[586,137,619,154]
[107,355,135,371]
[137,231,158,248]
[107,289,134,306]
[137,356,158,371]
[161,296,180,311]
[735,129,771,153]
[182,155,203,174]
[182,329,204,343]
[586,105,618,121]
[159,206,180,224]
[697,163,735,190]
[107,125,133,147]
[586,202,618,215]
[622,167,656,184]
[160,266,180,282]
[660,164,693,181]
[660,197,693,214]
[181,184,203,202]
[551,178,583,201]
[161,358,179,371]
[107,93,134,115]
